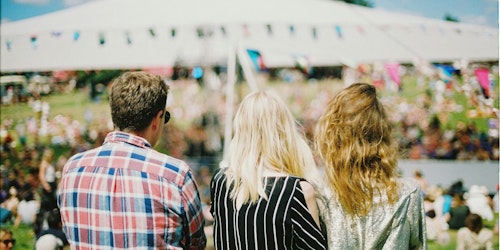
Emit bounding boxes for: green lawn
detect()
[4,216,498,249]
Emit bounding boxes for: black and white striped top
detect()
[210,168,327,250]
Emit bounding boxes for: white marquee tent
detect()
[1,0,498,72]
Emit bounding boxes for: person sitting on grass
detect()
[14,189,39,227]
[456,213,494,250]
[35,208,68,250]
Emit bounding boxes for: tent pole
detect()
[222,45,237,165]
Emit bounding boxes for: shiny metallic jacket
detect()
[318,178,427,250]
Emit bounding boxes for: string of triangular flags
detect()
[4,22,491,51]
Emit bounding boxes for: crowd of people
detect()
[0,69,498,249]
[418,175,498,249]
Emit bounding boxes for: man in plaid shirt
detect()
[58,71,206,249]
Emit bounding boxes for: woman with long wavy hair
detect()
[315,83,427,249]
[210,90,327,250]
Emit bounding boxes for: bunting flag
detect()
[220,26,227,37]
[30,35,38,49]
[266,24,273,36]
[435,64,455,83]
[73,31,80,41]
[289,25,295,36]
[242,24,250,37]
[99,33,106,45]
[335,25,343,38]
[149,28,156,38]
[475,68,491,98]
[125,31,132,45]
[196,27,204,38]
[6,39,12,51]
[191,66,203,79]
[0,23,461,53]
[312,27,318,39]
[384,62,401,86]
[246,49,266,72]
[293,54,311,75]
[51,31,62,38]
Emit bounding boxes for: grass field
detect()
[3,215,498,249]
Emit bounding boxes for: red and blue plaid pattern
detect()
[58,131,206,249]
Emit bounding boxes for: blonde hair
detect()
[0,228,12,240]
[315,83,399,217]
[226,90,319,203]
[42,148,54,162]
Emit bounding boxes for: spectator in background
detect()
[39,148,57,213]
[412,169,429,195]
[35,208,68,250]
[0,187,19,224]
[446,192,470,230]
[466,185,494,221]
[13,189,39,227]
[58,71,206,249]
[315,83,427,249]
[0,228,15,250]
[456,213,494,250]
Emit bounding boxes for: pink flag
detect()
[384,62,401,86]
[475,68,490,98]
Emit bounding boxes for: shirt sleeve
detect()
[290,181,328,250]
[181,169,207,249]
[409,184,427,250]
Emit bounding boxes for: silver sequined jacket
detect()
[318,178,427,250]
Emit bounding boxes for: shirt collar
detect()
[103,131,152,149]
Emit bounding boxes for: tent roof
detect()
[1,0,498,72]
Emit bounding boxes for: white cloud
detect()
[461,14,489,26]
[14,0,50,5]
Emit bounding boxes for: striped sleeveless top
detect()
[210,168,327,249]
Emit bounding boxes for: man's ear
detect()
[152,110,163,131]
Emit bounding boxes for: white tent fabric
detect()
[1,0,498,72]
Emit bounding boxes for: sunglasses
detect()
[163,110,171,124]
[1,239,16,245]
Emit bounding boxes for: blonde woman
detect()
[315,83,427,249]
[210,90,327,249]
[39,148,57,212]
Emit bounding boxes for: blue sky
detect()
[1,0,498,28]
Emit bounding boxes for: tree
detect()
[444,13,460,23]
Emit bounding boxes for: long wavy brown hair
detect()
[315,83,399,217]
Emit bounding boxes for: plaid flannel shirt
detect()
[58,131,206,249]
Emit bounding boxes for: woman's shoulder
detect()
[266,175,308,188]
[298,180,316,201]
[397,177,424,197]
[212,167,228,181]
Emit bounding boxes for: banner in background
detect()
[474,67,490,98]
[246,49,266,72]
[384,62,400,86]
